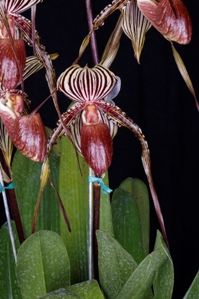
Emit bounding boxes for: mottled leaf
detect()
[16,230,70,299]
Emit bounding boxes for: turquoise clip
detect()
[0,182,14,192]
[88,176,113,194]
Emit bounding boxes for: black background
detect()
[1,1,199,298]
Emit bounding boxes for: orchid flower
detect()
[137,0,192,44]
[0,0,58,161]
[35,63,168,245]
[0,89,46,161]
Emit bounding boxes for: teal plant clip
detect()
[88,176,113,194]
[0,182,14,192]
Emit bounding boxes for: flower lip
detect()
[137,0,192,44]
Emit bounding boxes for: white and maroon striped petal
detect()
[137,0,192,44]
[57,64,117,103]
[5,0,42,14]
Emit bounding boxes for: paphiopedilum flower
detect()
[53,63,155,180]
[57,64,119,176]
[0,0,43,89]
[0,0,57,162]
[76,0,192,68]
[0,0,59,112]
[0,89,46,161]
[35,63,168,245]
[137,0,192,44]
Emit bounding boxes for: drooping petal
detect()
[96,100,169,247]
[122,0,151,63]
[0,39,26,89]
[137,0,192,44]
[57,64,117,103]
[5,0,43,14]
[81,123,113,175]
[62,103,118,155]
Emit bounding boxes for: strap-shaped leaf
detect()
[115,231,169,299]
[119,178,150,257]
[111,187,145,263]
[0,222,22,299]
[97,230,137,299]
[153,231,174,299]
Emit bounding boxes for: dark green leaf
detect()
[115,232,167,299]
[16,230,70,299]
[111,187,145,263]
[39,288,81,299]
[97,230,137,299]
[183,271,199,299]
[59,136,89,283]
[12,149,60,238]
[68,280,105,299]
[39,289,83,299]
[39,280,105,299]
[119,177,150,256]
[0,221,22,299]
[100,172,114,237]
[153,231,174,299]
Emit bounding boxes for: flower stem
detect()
[0,151,25,244]
[85,0,99,65]
[85,0,101,281]
[0,169,17,262]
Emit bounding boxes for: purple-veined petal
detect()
[122,0,151,63]
[5,0,42,14]
[96,100,169,247]
[137,0,192,44]
[57,64,117,103]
